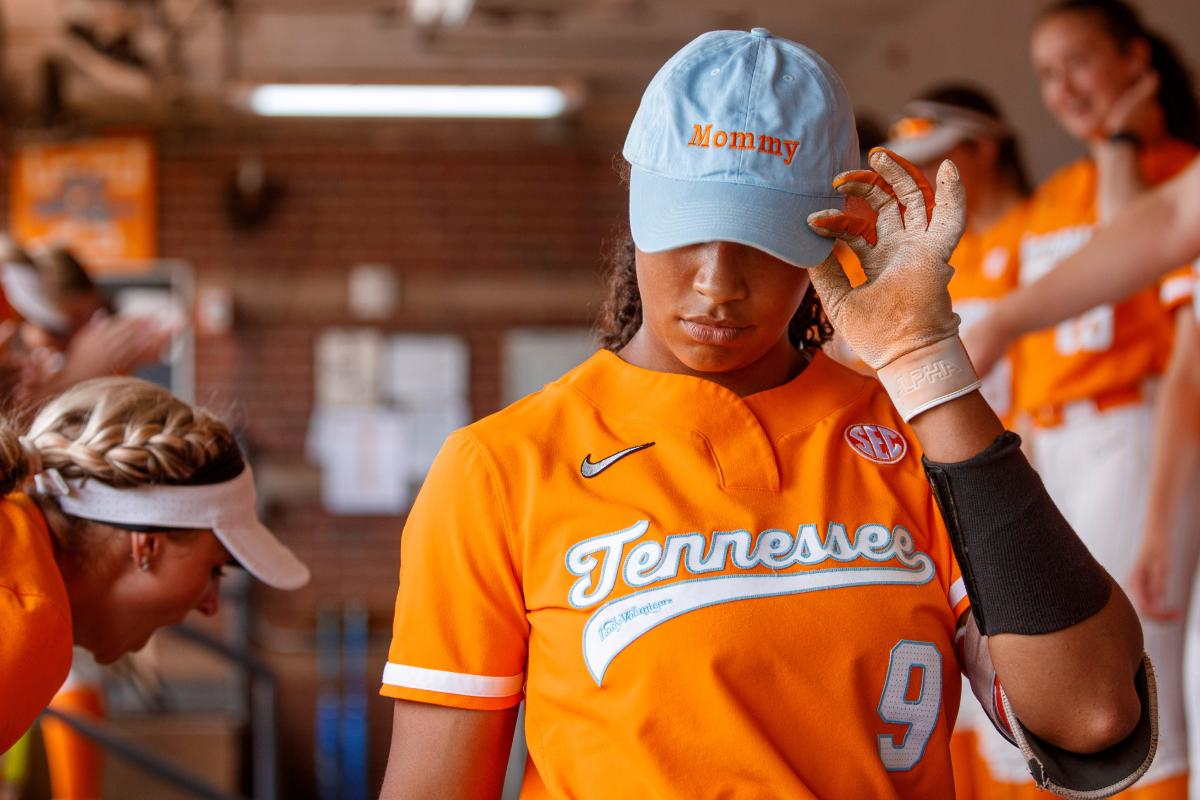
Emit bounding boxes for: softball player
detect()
[959,3,1200,796]
[380,28,1154,799]
[882,85,1031,429]
[0,377,309,753]
[964,153,1200,373]
[967,154,1200,619]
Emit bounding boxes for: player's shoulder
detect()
[0,496,73,696]
[0,495,69,605]
[991,198,1033,237]
[1023,158,1096,236]
[808,350,882,410]
[456,351,609,454]
[1034,158,1093,202]
[0,582,73,661]
[1143,138,1199,183]
[812,360,939,477]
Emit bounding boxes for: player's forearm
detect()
[987,580,1144,752]
[913,397,1145,752]
[1143,311,1200,564]
[907,389,1004,462]
[1093,139,1149,223]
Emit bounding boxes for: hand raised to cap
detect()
[806,148,976,421]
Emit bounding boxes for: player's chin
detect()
[1056,108,1101,141]
[108,630,157,663]
[91,643,126,665]
[673,339,769,375]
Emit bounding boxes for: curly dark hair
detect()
[594,224,834,352]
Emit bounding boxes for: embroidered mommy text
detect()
[688,123,802,165]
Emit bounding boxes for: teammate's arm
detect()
[1093,70,1160,223]
[965,154,1200,375]
[1093,136,1148,223]
[1132,307,1200,619]
[379,701,518,800]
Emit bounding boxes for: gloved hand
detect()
[807,147,979,421]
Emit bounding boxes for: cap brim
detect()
[215,519,311,591]
[882,125,968,165]
[629,166,841,268]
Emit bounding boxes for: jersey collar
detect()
[563,348,874,492]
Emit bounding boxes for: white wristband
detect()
[876,337,981,422]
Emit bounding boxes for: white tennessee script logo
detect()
[565,520,935,685]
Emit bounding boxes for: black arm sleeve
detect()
[923,431,1111,636]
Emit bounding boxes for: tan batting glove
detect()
[807,147,979,421]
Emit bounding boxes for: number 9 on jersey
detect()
[877,640,943,772]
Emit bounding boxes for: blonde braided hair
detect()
[1,376,242,496]
[0,422,38,495]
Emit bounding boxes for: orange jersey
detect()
[384,350,972,799]
[0,493,74,753]
[1014,142,1198,420]
[949,202,1028,421]
[950,203,1027,304]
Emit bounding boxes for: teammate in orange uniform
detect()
[962,2,1200,798]
[878,85,1033,799]
[0,377,310,754]
[379,28,1155,800]
[0,243,173,798]
[967,155,1200,618]
[882,86,1031,427]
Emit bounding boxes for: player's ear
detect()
[129,532,158,570]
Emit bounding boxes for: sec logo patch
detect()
[844,424,907,464]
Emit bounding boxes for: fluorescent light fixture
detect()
[411,0,475,27]
[247,84,569,119]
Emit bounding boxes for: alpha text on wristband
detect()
[875,336,981,421]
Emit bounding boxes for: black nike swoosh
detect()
[580,442,655,478]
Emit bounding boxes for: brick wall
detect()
[154,124,627,795]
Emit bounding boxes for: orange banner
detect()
[10,135,156,271]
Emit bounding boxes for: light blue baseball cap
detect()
[623,28,859,268]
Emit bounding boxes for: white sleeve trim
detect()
[949,577,968,608]
[382,662,524,698]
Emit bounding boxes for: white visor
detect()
[1,262,72,335]
[882,100,1010,165]
[35,464,310,590]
